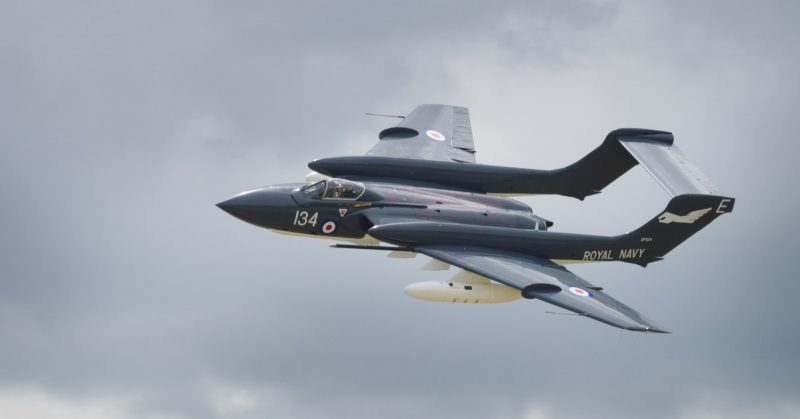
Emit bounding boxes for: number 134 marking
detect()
[293,211,318,227]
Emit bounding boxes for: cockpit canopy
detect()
[302,179,366,200]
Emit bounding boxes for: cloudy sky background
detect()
[1,1,799,418]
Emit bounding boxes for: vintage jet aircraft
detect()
[218,104,734,333]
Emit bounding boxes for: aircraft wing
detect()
[416,245,668,333]
[366,104,477,163]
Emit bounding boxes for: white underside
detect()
[269,229,380,245]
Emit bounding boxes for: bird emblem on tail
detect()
[658,207,712,224]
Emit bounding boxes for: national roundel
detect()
[568,287,591,297]
[321,220,337,234]
[425,129,446,142]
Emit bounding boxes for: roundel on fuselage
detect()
[321,220,337,234]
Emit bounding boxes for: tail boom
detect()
[310,128,718,200]
[367,194,733,267]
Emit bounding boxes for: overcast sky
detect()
[1,1,799,418]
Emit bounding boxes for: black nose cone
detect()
[216,194,249,217]
[217,187,298,229]
[217,194,248,219]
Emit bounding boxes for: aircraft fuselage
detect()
[217,180,549,242]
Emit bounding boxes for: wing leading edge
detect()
[416,245,668,333]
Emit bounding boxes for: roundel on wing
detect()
[321,220,337,234]
[425,129,446,142]
[568,287,591,297]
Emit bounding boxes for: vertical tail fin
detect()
[617,194,734,266]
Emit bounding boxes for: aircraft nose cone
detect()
[217,187,296,228]
[216,194,248,216]
[216,194,256,218]
[216,198,231,213]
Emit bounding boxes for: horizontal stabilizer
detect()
[618,136,717,196]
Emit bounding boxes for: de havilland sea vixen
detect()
[218,104,734,333]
